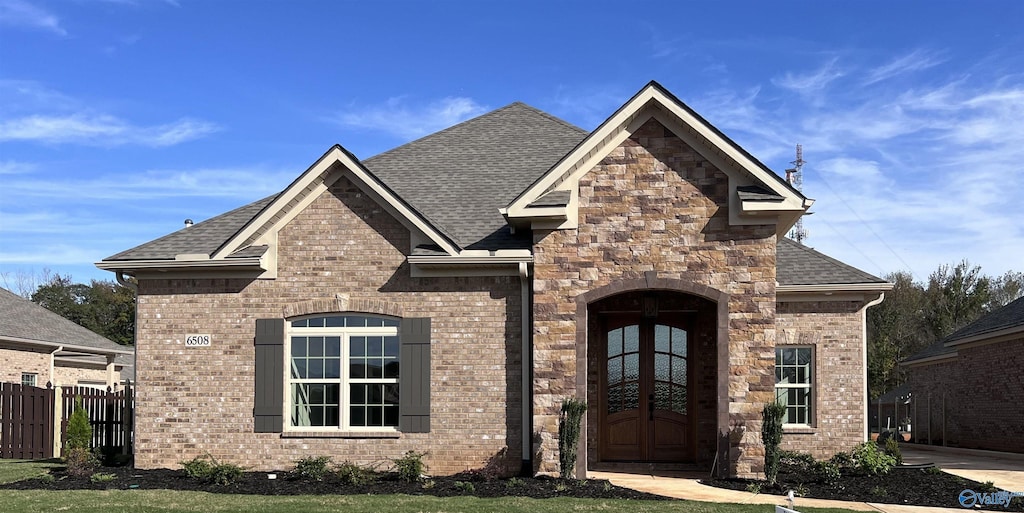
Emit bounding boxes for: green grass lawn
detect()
[0,459,861,513]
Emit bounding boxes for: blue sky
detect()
[1,0,1022,288]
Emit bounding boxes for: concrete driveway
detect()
[901,445,1024,491]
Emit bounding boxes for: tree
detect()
[866,271,929,399]
[988,270,1024,311]
[30,274,135,346]
[924,261,991,339]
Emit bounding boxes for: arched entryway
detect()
[575,279,726,473]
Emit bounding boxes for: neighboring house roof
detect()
[0,287,132,356]
[871,383,911,405]
[903,295,1024,365]
[776,238,889,287]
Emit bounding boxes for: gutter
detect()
[407,255,534,266]
[777,283,894,294]
[518,262,532,476]
[0,335,133,356]
[95,257,264,272]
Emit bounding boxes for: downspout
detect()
[49,345,63,386]
[518,262,532,476]
[861,292,885,441]
[116,271,138,457]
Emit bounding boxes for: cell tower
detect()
[785,144,809,244]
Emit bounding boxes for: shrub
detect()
[851,441,896,476]
[65,447,98,477]
[90,472,117,483]
[558,397,588,479]
[293,456,331,481]
[780,450,815,469]
[392,450,428,482]
[453,480,475,493]
[813,459,841,485]
[180,453,244,485]
[761,401,785,484]
[883,437,902,465]
[65,397,92,452]
[829,450,854,469]
[336,460,379,485]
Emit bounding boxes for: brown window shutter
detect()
[399,317,431,433]
[254,318,284,433]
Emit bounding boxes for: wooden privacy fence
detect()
[0,382,133,459]
[0,382,54,459]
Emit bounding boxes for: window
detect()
[288,315,401,430]
[21,373,37,387]
[775,346,813,425]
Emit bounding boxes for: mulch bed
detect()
[0,465,669,501]
[705,463,1024,511]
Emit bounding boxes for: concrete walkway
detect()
[590,447,1024,512]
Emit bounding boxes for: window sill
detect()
[281,430,401,439]
[782,426,817,435]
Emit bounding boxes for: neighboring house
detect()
[903,295,1024,453]
[96,81,891,478]
[0,287,134,389]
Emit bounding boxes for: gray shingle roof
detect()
[362,102,587,249]
[903,296,1024,365]
[776,238,888,286]
[527,190,572,208]
[100,102,886,290]
[0,287,130,354]
[105,195,276,261]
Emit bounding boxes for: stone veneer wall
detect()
[0,343,50,384]
[907,336,1024,453]
[531,118,778,477]
[133,176,522,474]
[775,300,868,459]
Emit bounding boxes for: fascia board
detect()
[95,257,264,272]
[901,352,958,367]
[943,327,1024,348]
[0,336,133,356]
[776,283,894,294]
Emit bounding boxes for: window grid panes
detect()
[775,346,812,425]
[288,315,400,430]
[653,325,687,414]
[21,373,37,387]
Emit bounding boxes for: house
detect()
[0,287,134,389]
[903,295,1024,453]
[96,81,891,478]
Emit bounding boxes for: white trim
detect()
[0,335,132,356]
[95,257,264,272]
[777,283,894,294]
[942,326,1024,348]
[774,345,815,427]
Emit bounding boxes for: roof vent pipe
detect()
[184,219,193,228]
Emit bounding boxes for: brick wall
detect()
[53,364,114,388]
[907,336,1024,453]
[133,176,523,474]
[0,343,50,385]
[776,300,868,459]
[532,118,778,477]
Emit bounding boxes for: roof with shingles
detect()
[101,101,885,289]
[776,238,888,286]
[0,287,131,354]
[903,295,1024,365]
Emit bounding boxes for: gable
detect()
[503,81,812,236]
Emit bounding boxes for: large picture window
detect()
[288,315,400,430]
[775,346,813,426]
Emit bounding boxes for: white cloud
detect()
[0,0,66,36]
[0,160,34,174]
[333,97,489,139]
[772,58,844,94]
[864,49,945,85]
[0,82,221,146]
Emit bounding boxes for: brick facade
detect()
[532,119,778,477]
[0,343,50,385]
[907,336,1024,453]
[776,300,869,459]
[132,177,523,474]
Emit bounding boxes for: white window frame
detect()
[774,345,814,427]
[21,373,37,387]
[285,315,400,432]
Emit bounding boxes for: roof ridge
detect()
[365,102,516,163]
[508,101,589,135]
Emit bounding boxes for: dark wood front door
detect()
[599,314,693,462]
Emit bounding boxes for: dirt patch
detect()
[0,465,669,501]
[705,462,1024,511]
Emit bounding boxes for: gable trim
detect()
[213,145,460,263]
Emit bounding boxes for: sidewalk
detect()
[901,445,1024,491]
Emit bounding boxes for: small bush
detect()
[883,437,902,465]
[793,483,809,497]
[558,397,588,479]
[335,461,379,485]
[65,397,92,452]
[780,450,815,469]
[65,447,97,477]
[392,450,428,482]
[851,441,896,476]
[180,453,244,485]
[829,451,854,468]
[745,481,762,493]
[813,459,841,484]
[90,472,117,484]
[761,401,786,484]
[924,465,943,475]
[293,456,331,481]
[453,480,475,493]
[505,476,521,489]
